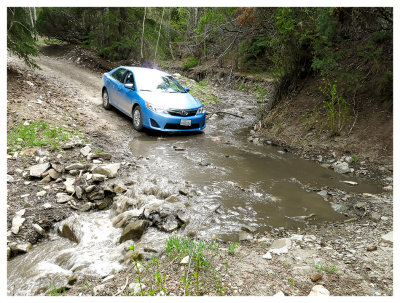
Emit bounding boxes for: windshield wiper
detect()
[140,89,152,92]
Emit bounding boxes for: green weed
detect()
[315,264,338,274]
[7,120,81,152]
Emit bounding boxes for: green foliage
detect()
[228,242,240,255]
[7,121,79,152]
[183,56,199,69]
[320,78,352,135]
[350,156,359,163]
[7,7,39,69]
[315,264,338,274]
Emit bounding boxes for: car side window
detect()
[111,68,126,83]
[124,71,135,84]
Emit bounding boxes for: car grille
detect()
[165,123,200,130]
[167,109,198,117]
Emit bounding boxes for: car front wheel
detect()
[102,89,111,110]
[132,105,144,131]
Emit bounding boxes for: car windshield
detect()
[136,73,186,93]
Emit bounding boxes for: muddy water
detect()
[128,90,381,238]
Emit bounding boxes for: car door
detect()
[118,71,140,116]
[108,68,126,109]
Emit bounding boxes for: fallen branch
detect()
[114,276,129,296]
[214,111,244,119]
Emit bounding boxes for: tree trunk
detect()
[141,7,147,59]
[154,7,165,59]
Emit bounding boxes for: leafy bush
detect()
[183,56,199,69]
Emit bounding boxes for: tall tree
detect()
[7,7,39,69]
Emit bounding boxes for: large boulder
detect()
[58,216,82,243]
[112,209,144,228]
[119,220,148,243]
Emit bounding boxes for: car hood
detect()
[138,91,202,109]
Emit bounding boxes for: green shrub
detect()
[183,57,199,69]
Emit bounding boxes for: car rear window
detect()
[111,68,126,82]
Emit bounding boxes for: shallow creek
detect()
[7,89,381,295]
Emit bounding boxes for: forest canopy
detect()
[8,7,393,103]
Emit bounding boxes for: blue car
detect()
[102,66,206,132]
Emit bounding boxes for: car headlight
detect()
[146,102,167,113]
[196,107,206,114]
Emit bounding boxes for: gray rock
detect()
[80,145,91,157]
[69,169,79,176]
[112,182,128,194]
[262,252,272,259]
[176,211,190,225]
[29,162,50,178]
[33,223,45,235]
[87,190,105,201]
[65,163,85,171]
[7,246,11,260]
[35,149,50,157]
[269,238,291,254]
[241,225,257,233]
[92,163,121,178]
[11,209,26,234]
[92,174,106,182]
[80,202,93,212]
[165,195,180,203]
[7,174,14,183]
[119,220,149,243]
[273,291,285,296]
[92,284,107,296]
[64,178,75,193]
[161,217,179,232]
[48,168,60,180]
[56,193,73,204]
[92,153,112,160]
[381,231,393,244]
[36,190,47,197]
[332,161,351,174]
[58,220,80,243]
[370,212,381,222]
[85,185,96,193]
[331,203,348,213]
[51,163,64,173]
[41,175,51,183]
[239,231,253,241]
[96,201,108,210]
[317,190,328,197]
[308,285,330,296]
[75,186,83,199]
[10,242,32,254]
[112,209,143,228]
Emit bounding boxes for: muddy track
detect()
[36,54,140,149]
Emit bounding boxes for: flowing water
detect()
[7,89,381,295]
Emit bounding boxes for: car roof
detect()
[119,66,170,77]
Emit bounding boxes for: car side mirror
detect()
[124,83,135,90]
[184,88,190,92]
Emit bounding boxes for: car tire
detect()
[102,89,111,110]
[132,105,144,131]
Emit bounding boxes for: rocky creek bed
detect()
[6,52,393,296]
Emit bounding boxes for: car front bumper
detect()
[143,109,206,132]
